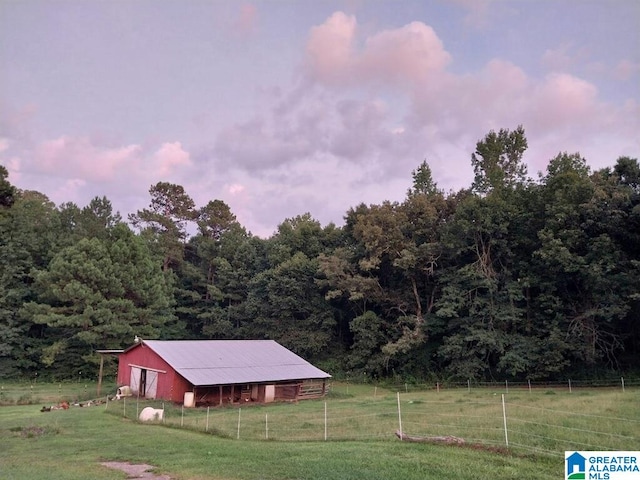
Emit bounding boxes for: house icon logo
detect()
[566,452,586,479]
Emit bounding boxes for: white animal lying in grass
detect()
[138,407,164,422]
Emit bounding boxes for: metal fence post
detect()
[324,402,328,441]
[501,394,509,447]
[397,392,403,440]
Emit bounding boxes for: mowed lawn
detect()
[1,382,637,480]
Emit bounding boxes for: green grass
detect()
[1,382,638,480]
[105,383,640,453]
[0,379,116,405]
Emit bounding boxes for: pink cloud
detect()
[305,12,357,85]
[227,183,245,195]
[235,3,258,35]
[212,10,638,237]
[27,136,194,186]
[154,141,191,176]
[305,12,450,89]
[360,22,451,87]
[614,59,639,81]
[35,136,142,181]
[530,73,598,129]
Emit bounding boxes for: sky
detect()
[1,0,639,238]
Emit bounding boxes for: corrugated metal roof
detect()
[142,340,331,386]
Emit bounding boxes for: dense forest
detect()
[1,127,639,382]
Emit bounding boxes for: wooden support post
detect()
[97,354,105,397]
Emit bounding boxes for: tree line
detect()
[1,126,639,382]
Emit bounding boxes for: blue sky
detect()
[1,0,638,237]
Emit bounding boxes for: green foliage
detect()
[129,181,197,271]
[471,125,528,194]
[24,226,174,376]
[2,147,640,382]
[0,165,17,208]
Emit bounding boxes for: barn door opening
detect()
[130,367,141,395]
[139,369,147,397]
[145,370,158,399]
[129,366,159,398]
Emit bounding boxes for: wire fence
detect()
[384,376,640,394]
[104,383,640,457]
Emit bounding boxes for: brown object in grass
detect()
[395,430,465,445]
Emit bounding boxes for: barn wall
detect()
[169,370,191,403]
[117,343,191,402]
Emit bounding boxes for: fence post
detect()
[528,379,531,394]
[621,377,625,393]
[105,395,109,411]
[324,401,328,441]
[436,382,440,393]
[501,394,509,447]
[397,392,403,440]
[568,379,572,393]
[237,408,242,440]
[206,406,210,432]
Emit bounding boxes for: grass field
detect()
[1,381,638,480]
[0,379,116,406]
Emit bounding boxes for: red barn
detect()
[116,339,331,406]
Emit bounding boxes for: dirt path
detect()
[100,462,172,479]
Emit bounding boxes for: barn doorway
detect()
[129,367,158,399]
